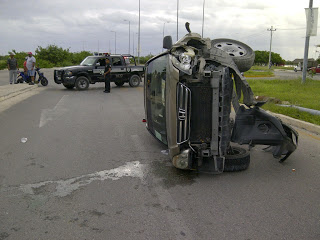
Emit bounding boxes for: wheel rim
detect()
[79,79,88,89]
[131,76,139,86]
[213,42,247,57]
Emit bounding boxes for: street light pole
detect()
[177,0,179,41]
[124,20,131,54]
[138,0,141,64]
[202,0,205,37]
[111,31,116,54]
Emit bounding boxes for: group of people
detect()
[7,52,36,85]
[8,53,112,91]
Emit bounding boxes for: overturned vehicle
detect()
[144,24,298,173]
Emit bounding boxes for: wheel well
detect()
[76,73,91,82]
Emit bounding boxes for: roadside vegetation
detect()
[246,78,320,125]
[0,45,154,70]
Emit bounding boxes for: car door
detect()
[92,57,106,82]
[110,56,127,82]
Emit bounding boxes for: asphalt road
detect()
[0,70,320,240]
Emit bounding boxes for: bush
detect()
[36,59,55,68]
[0,60,7,69]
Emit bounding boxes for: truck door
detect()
[92,57,106,82]
[111,56,127,82]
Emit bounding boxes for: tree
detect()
[254,50,285,66]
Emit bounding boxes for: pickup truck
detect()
[54,54,144,90]
[308,64,320,74]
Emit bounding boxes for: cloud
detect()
[0,0,317,60]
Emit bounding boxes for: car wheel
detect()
[75,76,89,90]
[211,38,255,72]
[115,81,125,87]
[129,75,140,87]
[40,77,48,86]
[224,146,250,172]
[63,83,75,89]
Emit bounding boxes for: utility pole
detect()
[302,0,314,83]
[267,26,276,69]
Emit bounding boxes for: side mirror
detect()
[163,36,172,49]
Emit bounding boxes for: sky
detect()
[0,0,319,61]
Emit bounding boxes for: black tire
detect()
[17,78,23,83]
[75,76,89,90]
[63,83,75,89]
[40,77,48,86]
[115,81,125,87]
[211,38,255,72]
[294,68,297,72]
[224,146,250,172]
[129,75,140,87]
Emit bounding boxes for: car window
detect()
[98,58,106,66]
[80,57,97,66]
[112,57,122,66]
[145,54,168,144]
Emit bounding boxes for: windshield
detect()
[80,57,97,66]
[145,54,168,145]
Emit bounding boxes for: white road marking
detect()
[39,95,69,128]
[19,161,145,197]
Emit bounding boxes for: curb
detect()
[270,111,320,135]
[0,85,38,102]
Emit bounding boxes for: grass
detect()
[244,65,274,78]
[246,78,320,125]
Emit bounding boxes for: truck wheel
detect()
[211,38,255,72]
[224,146,250,172]
[75,76,89,90]
[63,83,75,89]
[115,81,124,87]
[129,75,140,87]
[294,68,297,72]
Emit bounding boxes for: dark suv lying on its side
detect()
[54,54,144,90]
[143,24,298,173]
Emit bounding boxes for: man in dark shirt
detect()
[7,52,18,84]
[104,58,112,93]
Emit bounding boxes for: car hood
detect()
[57,65,91,71]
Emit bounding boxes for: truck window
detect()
[112,57,122,66]
[145,54,168,144]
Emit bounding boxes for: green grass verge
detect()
[247,78,320,125]
[244,65,274,78]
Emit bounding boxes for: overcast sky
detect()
[0,0,319,61]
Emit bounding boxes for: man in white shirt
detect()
[26,52,36,85]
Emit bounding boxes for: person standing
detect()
[103,58,112,93]
[26,52,36,85]
[7,52,18,84]
[23,57,28,75]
